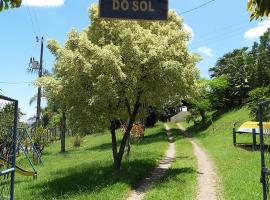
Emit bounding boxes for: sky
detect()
[0,0,269,121]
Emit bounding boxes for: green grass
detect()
[14,123,168,200]
[183,106,263,200]
[143,123,197,200]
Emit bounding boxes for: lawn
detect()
[144,123,197,200]
[182,106,263,200]
[14,123,168,200]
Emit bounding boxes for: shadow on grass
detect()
[85,142,112,151]
[86,131,167,152]
[29,158,186,199]
[169,128,187,140]
[154,167,196,185]
[164,167,195,177]
[235,143,270,152]
[183,106,247,138]
[235,143,260,151]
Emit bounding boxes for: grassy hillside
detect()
[14,123,168,200]
[183,106,263,200]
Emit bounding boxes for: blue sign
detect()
[99,0,168,20]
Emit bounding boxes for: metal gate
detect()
[0,95,18,200]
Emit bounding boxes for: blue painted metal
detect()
[0,168,15,176]
[99,0,168,20]
[10,100,18,200]
[23,129,44,166]
[16,131,37,174]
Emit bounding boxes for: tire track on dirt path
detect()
[177,123,218,200]
[126,123,175,200]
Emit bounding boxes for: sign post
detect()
[99,0,168,20]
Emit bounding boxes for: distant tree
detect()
[0,0,21,12]
[253,29,270,87]
[38,5,199,169]
[248,87,270,120]
[208,76,230,109]
[188,79,212,126]
[248,0,270,20]
[209,48,251,105]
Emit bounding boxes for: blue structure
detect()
[0,95,18,200]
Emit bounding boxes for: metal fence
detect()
[258,100,270,200]
[0,95,18,200]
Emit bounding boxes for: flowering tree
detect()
[39,5,199,169]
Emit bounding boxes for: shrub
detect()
[33,126,48,153]
[73,134,83,147]
[121,123,145,139]
[248,87,270,120]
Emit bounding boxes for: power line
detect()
[24,0,42,38]
[180,0,216,15]
[25,7,37,37]
[0,82,32,85]
[32,7,41,36]
[192,27,248,50]
[193,24,248,47]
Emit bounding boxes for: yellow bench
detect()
[233,121,270,149]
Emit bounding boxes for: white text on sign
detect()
[112,0,155,12]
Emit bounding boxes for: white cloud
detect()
[22,0,65,7]
[244,21,270,40]
[197,46,213,57]
[183,24,194,42]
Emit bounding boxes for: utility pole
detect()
[28,36,44,127]
[36,36,44,127]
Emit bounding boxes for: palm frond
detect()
[29,94,38,106]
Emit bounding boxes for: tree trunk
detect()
[60,112,66,153]
[110,121,118,168]
[116,102,141,169]
[110,101,141,170]
[199,109,206,126]
[126,136,131,159]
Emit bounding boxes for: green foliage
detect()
[208,76,230,108]
[209,29,270,108]
[38,5,199,134]
[73,134,83,147]
[0,0,21,12]
[33,126,48,151]
[210,48,250,106]
[188,79,212,126]
[248,87,270,120]
[248,0,270,20]
[0,103,14,127]
[0,103,16,146]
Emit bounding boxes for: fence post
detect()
[10,100,18,200]
[233,127,237,146]
[252,128,257,150]
[258,104,267,200]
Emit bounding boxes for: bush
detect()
[248,87,270,120]
[73,134,83,147]
[145,108,159,127]
[33,126,48,153]
[121,123,145,139]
